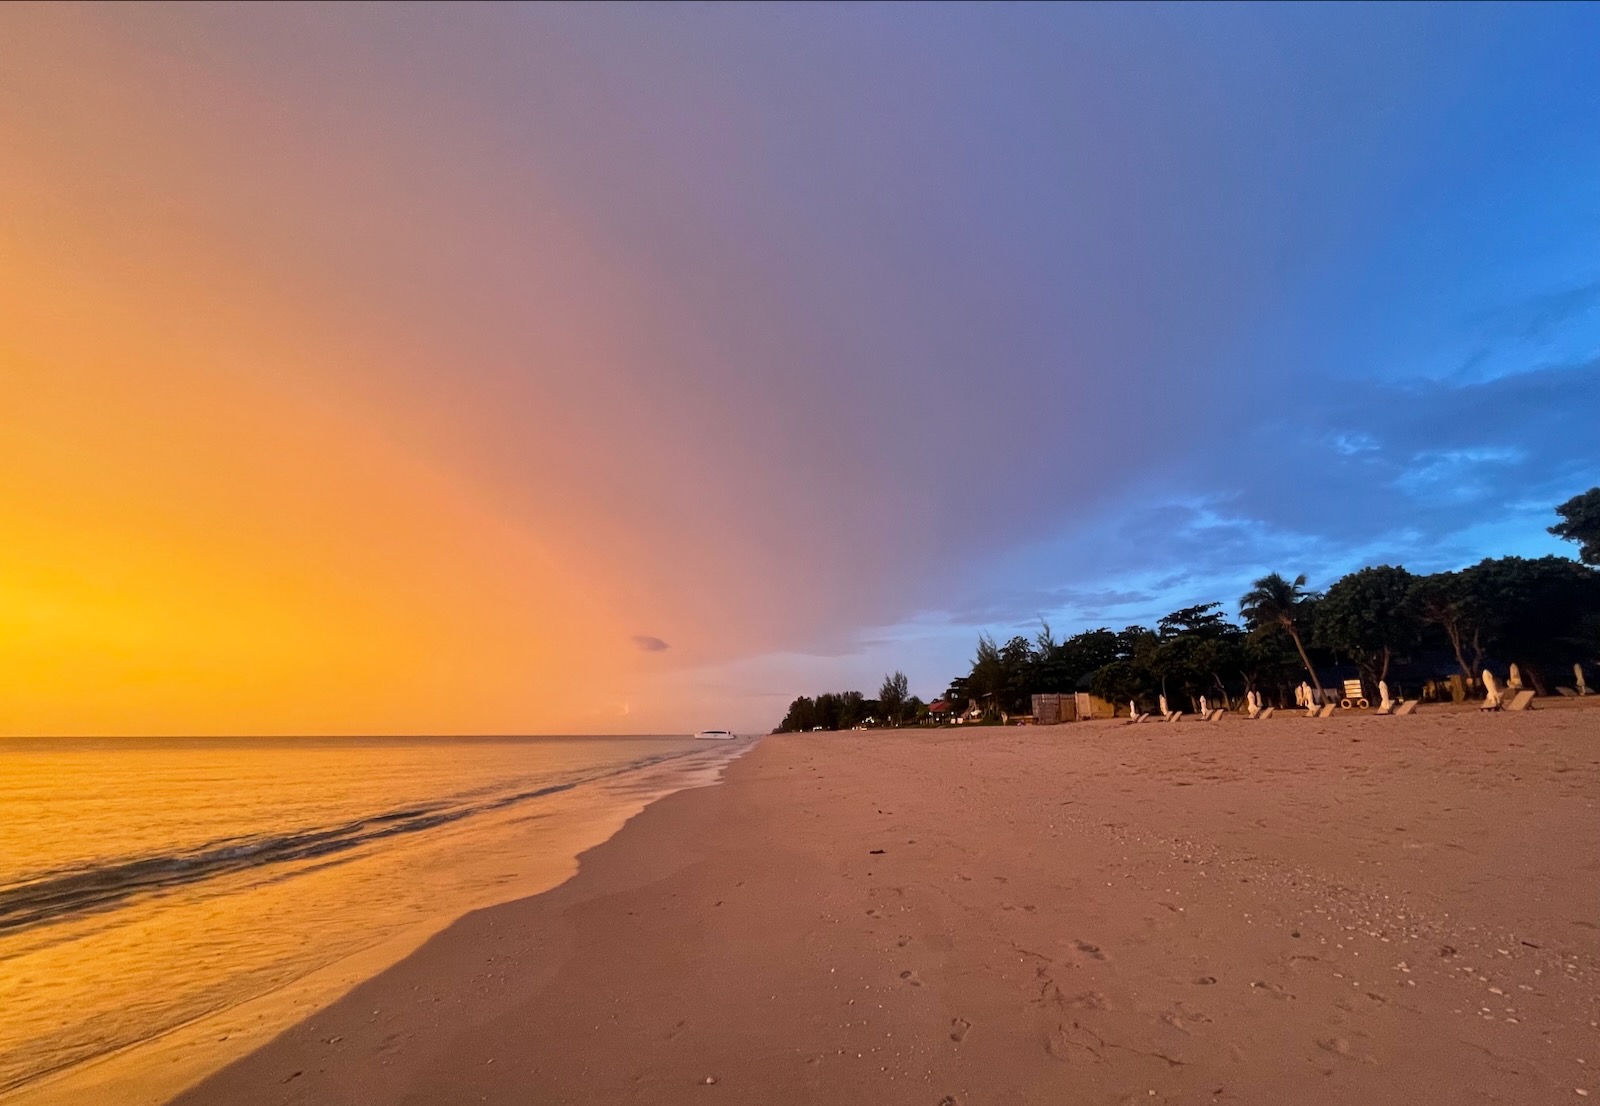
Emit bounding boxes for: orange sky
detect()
[0,7,695,735]
[2,5,919,737]
[1,186,651,735]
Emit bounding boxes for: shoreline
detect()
[6,742,752,1106]
[167,712,1598,1105]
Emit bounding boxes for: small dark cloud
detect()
[632,635,670,652]
[1476,279,1600,346]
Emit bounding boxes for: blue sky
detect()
[662,2,1600,710]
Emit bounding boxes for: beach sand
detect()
[171,706,1600,1105]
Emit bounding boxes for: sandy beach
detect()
[171,705,1600,1105]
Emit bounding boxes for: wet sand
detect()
[171,706,1600,1105]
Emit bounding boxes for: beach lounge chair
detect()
[1163,711,1183,723]
[1393,700,1418,716]
[1503,690,1536,712]
[1258,707,1275,719]
[1317,703,1336,718]
[1480,671,1505,711]
[1207,709,1225,722]
[1557,687,1578,697]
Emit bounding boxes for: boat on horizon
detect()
[693,729,738,741]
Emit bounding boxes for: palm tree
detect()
[1240,573,1323,702]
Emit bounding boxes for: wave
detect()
[0,747,702,936]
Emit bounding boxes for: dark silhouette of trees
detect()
[777,492,1600,728]
[1152,603,1244,709]
[1317,565,1420,686]
[1240,573,1324,701]
[1412,570,1489,682]
[775,690,872,732]
[1550,487,1600,565]
[1465,556,1600,692]
[878,671,910,726]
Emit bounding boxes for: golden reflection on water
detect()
[0,737,742,1104]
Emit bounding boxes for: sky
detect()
[3,2,1597,736]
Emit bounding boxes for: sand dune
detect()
[171,705,1600,1105]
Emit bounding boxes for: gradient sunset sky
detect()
[4,3,1598,736]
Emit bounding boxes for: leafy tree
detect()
[777,689,874,731]
[1157,603,1234,638]
[1080,626,1163,712]
[1412,570,1490,682]
[1030,621,1076,693]
[1088,660,1146,712]
[1240,573,1324,701]
[997,635,1037,715]
[1152,603,1245,707]
[1468,555,1600,691]
[1116,625,1162,670]
[943,675,973,717]
[878,671,910,726]
[1238,629,1302,706]
[906,695,928,724]
[1030,623,1121,695]
[1549,487,1600,565]
[967,634,1006,716]
[775,695,817,733]
[1058,628,1120,684]
[1316,565,1420,686]
[859,696,883,725]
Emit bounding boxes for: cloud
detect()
[1473,279,1600,347]
[631,635,670,653]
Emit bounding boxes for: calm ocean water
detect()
[0,735,749,1102]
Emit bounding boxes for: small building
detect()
[1073,691,1119,720]
[1030,693,1078,725]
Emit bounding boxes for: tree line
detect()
[775,672,923,733]
[773,488,1600,731]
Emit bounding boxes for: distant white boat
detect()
[694,729,738,741]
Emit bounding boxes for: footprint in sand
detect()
[898,969,924,987]
[1044,1020,1106,1063]
[1251,980,1294,1000]
[1074,941,1107,961]
[949,1017,972,1043]
[1315,1035,1373,1062]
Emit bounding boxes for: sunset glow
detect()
[4,3,1596,736]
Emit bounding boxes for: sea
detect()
[0,734,750,1104]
